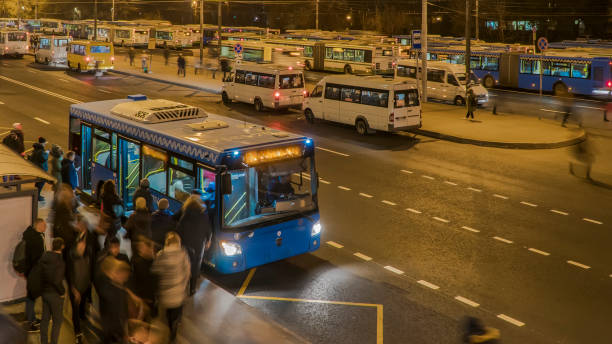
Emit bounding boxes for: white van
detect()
[303,75,421,135]
[221,64,306,112]
[0,29,28,57]
[395,59,489,106]
[35,35,70,65]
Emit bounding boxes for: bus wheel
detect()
[304,109,315,124]
[553,82,568,97]
[483,75,495,88]
[221,91,231,104]
[355,118,368,135]
[254,98,264,112]
[344,65,352,74]
[454,96,465,106]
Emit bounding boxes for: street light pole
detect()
[475,0,478,41]
[217,0,222,62]
[315,0,318,30]
[421,0,427,102]
[111,0,114,21]
[94,0,98,40]
[199,0,204,65]
[465,0,471,95]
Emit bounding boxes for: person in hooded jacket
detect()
[125,197,152,255]
[60,151,79,190]
[129,239,157,318]
[39,238,66,344]
[51,185,76,261]
[151,198,174,250]
[30,137,49,201]
[48,144,63,192]
[133,178,155,212]
[100,180,123,238]
[98,256,130,344]
[23,218,46,332]
[176,195,212,295]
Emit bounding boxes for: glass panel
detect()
[303,46,313,57]
[81,125,92,192]
[55,39,68,47]
[394,90,419,108]
[111,133,117,171]
[324,85,341,100]
[8,32,27,41]
[361,89,389,107]
[333,49,343,60]
[397,65,416,78]
[119,140,140,209]
[481,56,499,71]
[571,63,589,79]
[169,167,194,202]
[141,145,167,195]
[258,73,276,89]
[341,87,361,103]
[234,70,245,83]
[279,74,304,89]
[170,156,193,171]
[470,56,481,70]
[343,48,355,61]
[90,45,111,53]
[92,136,111,168]
[310,85,323,98]
[355,49,365,62]
[243,48,263,62]
[448,74,459,86]
[325,47,333,59]
[245,72,258,86]
[39,38,50,49]
[550,61,570,77]
[94,128,110,139]
[196,168,216,205]
[520,59,533,74]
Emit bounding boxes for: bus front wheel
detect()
[254,98,264,112]
[483,75,495,88]
[221,91,231,104]
[304,109,315,124]
[344,65,352,74]
[454,96,465,106]
[553,82,568,97]
[355,118,368,135]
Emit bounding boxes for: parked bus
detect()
[303,41,396,74]
[222,64,306,111]
[0,29,28,57]
[86,24,112,41]
[35,35,70,65]
[150,26,192,49]
[68,95,321,273]
[39,19,63,34]
[112,26,150,47]
[67,40,114,72]
[303,75,421,135]
[219,40,272,63]
[395,59,489,105]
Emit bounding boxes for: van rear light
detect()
[389,113,394,122]
[274,92,280,99]
[607,80,612,88]
[85,56,90,62]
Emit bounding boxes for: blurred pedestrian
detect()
[130,239,157,318]
[95,237,130,291]
[48,144,63,192]
[177,54,186,77]
[220,58,230,81]
[176,195,212,295]
[151,198,174,250]
[152,232,190,343]
[164,46,170,66]
[125,197,152,254]
[463,316,500,344]
[60,151,78,190]
[29,137,49,201]
[2,122,25,185]
[133,178,155,212]
[465,89,475,120]
[569,134,596,180]
[22,218,46,332]
[51,185,76,259]
[561,96,576,127]
[100,180,123,238]
[39,238,66,344]
[128,47,135,66]
[98,256,131,344]
[604,101,611,122]
[0,311,27,344]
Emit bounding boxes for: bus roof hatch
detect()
[110,99,206,124]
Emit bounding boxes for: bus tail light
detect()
[85,56,90,62]
[607,81,612,88]
[389,113,394,123]
[274,91,280,99]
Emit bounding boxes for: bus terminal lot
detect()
[2,54,612,344]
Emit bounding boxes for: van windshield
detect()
[455,72,480,85]
[279,74,304,89]
[394,89,419,108]
[90,45,111,53]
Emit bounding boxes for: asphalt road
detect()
[1,55,612,344]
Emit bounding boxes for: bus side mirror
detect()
[221,172,232,195]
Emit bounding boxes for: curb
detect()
[108,69,222,94]
[413,128,586,149]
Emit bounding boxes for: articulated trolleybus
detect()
[69,95,321,273]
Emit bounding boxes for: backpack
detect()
[2,132,20,152]
[12,240,27,274]
[26,263,43,299]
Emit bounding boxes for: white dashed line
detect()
[417,280,440,290]
[58,78,69,82]
[432,216,449,223]
[444,181,458,186]
[353,252,373,261]
[384,266,404,275]
[337,186,351,191]
[576,105,604,110]
[550,209,569,216]
[461,226,480,233]
[497,314,525,327]
[381,200,397,206]
[33,117,50,125]
[406,208,422,214]
[422,175,435,180]
[0,101,4,105]
[520,201,538,207]
[318,178,331,184]
[28,70,37,73]
[528,248,550,256]
[359,193,373,198]
[98,88,112,93]
[540,108,565,114]
[493,236,513,244]
[316,146,350,157]
[493,194,509,200]
[583,218,603,225]
[400,169,413,174]
[454,296,480,307]
[567,260,590,269]
[326,241,344,249]
[467,187,482,192]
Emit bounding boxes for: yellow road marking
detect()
[236,268,256,297]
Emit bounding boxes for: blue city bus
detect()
[68,95,321,273]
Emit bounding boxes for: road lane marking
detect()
[359,192,373,198]
[315,146,350,157]
[567,260,590,269]
[528,248,550,256]
[98,88,112,93]
[353,252,373,261]
[27,70,36,73]
[58,78,69,82]
[576,105,604,110]
[461,226,480,233]
[33,117,50,125]
[432,216,449,223]
[400,169,413,174]
[337,186,351,191]
[0,75,82,103]
[422,175,435,180]
[467,187,482,192]
[318,178,331,184]
[384,266,404,275]
[236,268,256,297]
[444,181,457,186]
[493,236,513,244]
[381,200,396,206]
[540,108,565,113]
[0,101,4,105]
[417,280,440,290]
[583,218,602,225]
[406,208,422,214]
[326,241,344,248]
[497,314,525,327]
[454,296,479,307]
[550,209,569,216]
[520,201,538,207]
[493,194,508,200]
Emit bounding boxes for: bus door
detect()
[90,128,116,198]
[80,124,92,192]
[118,137,141,209]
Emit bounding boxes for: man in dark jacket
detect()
[133,178,155,212]
[30,137,49,201]
[40,238,66,344]
[23,218,46,331]
[151,198,174,249]
[61,151,78,190]
[2,122,25,185]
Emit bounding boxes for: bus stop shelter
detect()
[0,144,56,302]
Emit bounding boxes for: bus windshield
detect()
[223,156,315,229]
[8,32,27,41]
[90,45,111,53]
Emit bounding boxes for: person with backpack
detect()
[29,137,49,202]
[39,238,66,344]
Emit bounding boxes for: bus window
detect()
[394,90,419,108]
[325,85,341,100]
[355,49,366,62]
[397,66,416,78]
[243,48,263,61]
[258,73,275,89]
[470,56,481,70]
[571,63,589,79]
[550,62,570,77]
[341,87,361,103]
[90,45,111,53]
[142,145,167,195]
[39,38,50,49]
[325,47,333,59]
[119,139,140,208]
[532,60,551,75]
[279,74,304,89]
[116,30,131,38]
[333,49,343,60]
[361,90,388,107]
[8,32,26,41]
[92,128,111,168]
[343,48,355,61]
[234,70,246,83]
[54,39,68,47]
[310,85,323,98]
[245,72,258,86]
[169,168,194,202]
[197,167,216,203]
[303,46,313,57]
[481,56,499,71]
[520,59,533,74]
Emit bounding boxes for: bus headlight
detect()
[311,221,322,236]
[220,241,242,256]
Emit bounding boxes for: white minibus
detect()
[303,41,396,74]
[0,29,28,57]
[221,64,306,112]
[303,75,421,135]
[112,26,150,47]
[151,26,192,49]
[35,35,70,65]
[395,59,489,106]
